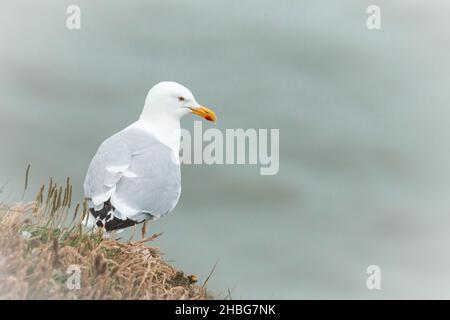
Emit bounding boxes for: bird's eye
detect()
[178,96,185,102]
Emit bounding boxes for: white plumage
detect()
[83,81,216,231]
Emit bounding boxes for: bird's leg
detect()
[128,224,136,242]
[141,220,148,239]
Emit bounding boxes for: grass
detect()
[0,169,211,299]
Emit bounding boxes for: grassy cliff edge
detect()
[0,191,209,299]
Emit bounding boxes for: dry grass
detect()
[0,174,210,300]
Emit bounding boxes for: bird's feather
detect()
[84,126,181,230]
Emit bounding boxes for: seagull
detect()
[83,81,217,232]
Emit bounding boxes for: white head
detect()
[141,81,216,122]
[136,81,216,153]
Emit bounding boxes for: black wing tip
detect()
[90,200,142,231]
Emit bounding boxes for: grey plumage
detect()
[84,126,181,230]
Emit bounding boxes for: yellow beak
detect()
[189,106,217,122]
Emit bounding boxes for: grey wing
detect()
[112,142,181,221]
[84,128,181,223]
[83,132,132,211]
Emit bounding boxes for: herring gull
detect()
[83,81,217,231]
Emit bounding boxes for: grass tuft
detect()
[0,176,211,300]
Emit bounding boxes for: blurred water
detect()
[1,0,450,298]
